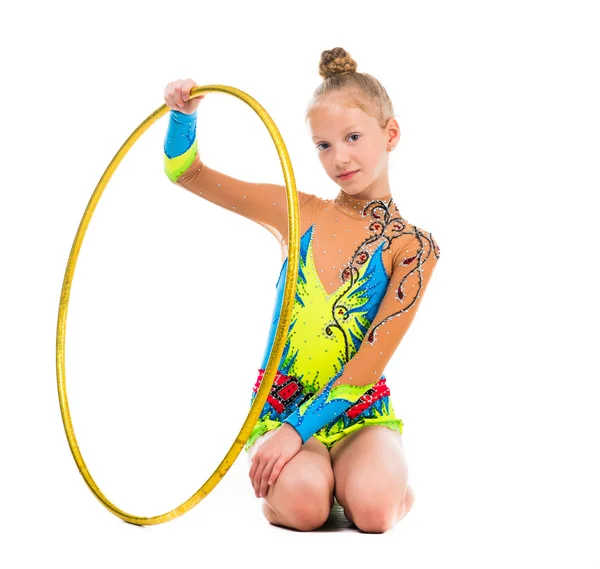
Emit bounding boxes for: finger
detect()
[248,443,264,482]
[166,83,176,110]
[170,79,179,108]
[249,455,258,481]
[253,457,268,497]
[181,78,195,103]
[267,457,286,487]
[174,84,184,108]
[259,455,278,498]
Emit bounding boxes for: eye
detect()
[316,134,361,152]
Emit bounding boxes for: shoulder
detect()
[296,191,329,221]
[391,219,441,266]
[300,191,328,210]
[279,191,327,247]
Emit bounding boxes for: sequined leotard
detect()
[163,109,441,453]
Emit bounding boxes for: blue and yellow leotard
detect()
[164,109,441,452]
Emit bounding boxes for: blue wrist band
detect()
[163,110,198,182]
[164,109,197,158]
[283,369,377,443]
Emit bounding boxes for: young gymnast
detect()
[163,47,440,533]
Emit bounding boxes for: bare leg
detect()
[252,437,335,531]
[330,425,413,532]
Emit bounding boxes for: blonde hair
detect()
[306,47,397,130]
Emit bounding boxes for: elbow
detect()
[164,161,180,184]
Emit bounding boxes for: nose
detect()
[332,146,350,167]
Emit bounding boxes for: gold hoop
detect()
[56,85,300,526]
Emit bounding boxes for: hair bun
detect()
[319,47,358,79]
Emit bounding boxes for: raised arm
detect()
[282,227,441,443]
[163,109,313,242]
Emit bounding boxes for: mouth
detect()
[338,170,359,181]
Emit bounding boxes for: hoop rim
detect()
[56,84,301,526]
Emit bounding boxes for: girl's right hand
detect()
[164,78,205,115]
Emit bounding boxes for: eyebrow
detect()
[311,125,362,140]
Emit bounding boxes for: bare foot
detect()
[400,484,416,520]
[262,500,285,527]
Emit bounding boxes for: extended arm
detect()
[163,109,313,242]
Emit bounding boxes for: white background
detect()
[1,0,599,567]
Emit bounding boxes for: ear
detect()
[386,116,400,147]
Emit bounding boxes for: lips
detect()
[338,170,359,180]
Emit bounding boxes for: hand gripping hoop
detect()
[56,85,301,526]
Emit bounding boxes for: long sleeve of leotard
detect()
[163,109,313,242]
[282,228,440,443]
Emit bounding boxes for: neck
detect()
[333,188,401,220]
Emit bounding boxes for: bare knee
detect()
[350,504,397,533]
[264,475,332,531]
[345,487,404,533]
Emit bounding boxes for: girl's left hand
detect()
[249,424,303,498]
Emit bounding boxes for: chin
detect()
[345,188,363,196]
[343,181,366,193]
[335,176,363,189]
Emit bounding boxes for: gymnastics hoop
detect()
[56,85,301,526]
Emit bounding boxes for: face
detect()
[306,93,400,197]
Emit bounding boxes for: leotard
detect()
[163,109,441,452]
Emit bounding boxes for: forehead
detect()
[308,101,370,137]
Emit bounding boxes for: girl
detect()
[163,47,440,533]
